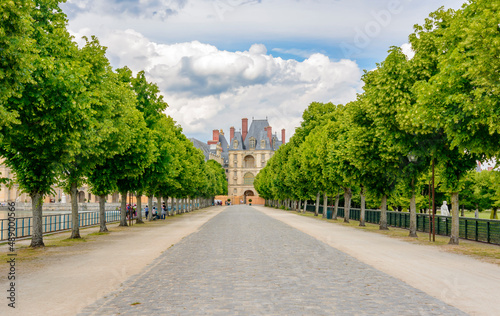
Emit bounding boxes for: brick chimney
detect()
[207,129,219,145]
[242,118,248,142]
[230,126,235,141]
[281,128,286,145]
[267,126,272,145]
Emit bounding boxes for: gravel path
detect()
[79,206,465,315]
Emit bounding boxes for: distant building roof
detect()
[189,138,210,161]
[229,118,282,151]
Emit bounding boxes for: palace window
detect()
[244,155,255,168]
[261,140,266,149]
[244,173,255,185]
[249,137,256,149]
[233,140,239,149]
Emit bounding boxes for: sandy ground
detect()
[0,207,225,316]
[255,206,500,316]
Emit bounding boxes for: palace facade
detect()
[192,118,285,204]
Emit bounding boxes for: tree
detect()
[114,67,166,223]
[59,36,125,238]
[413,0,500,158]
[113,114,154,226]
[324,105,359,223]
[87,73,141,232]
[0,1,93,247]
[143,115,180,220]
[408,5,483,244]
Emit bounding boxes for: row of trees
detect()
[0,0,227,247]
[255,0,499,244]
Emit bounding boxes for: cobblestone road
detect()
[79,206,466,315]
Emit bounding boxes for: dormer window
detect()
[233,140,239,149]
[260,140,266,149]
[249,137,256,149]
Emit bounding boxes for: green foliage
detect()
[412,0,500,157]
[0,0,35,129]
[205,160,228,196]
[459,170,500,212]
[1,0,90,196]
[255,1,495,224]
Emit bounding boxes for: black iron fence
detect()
[302,204,500,245]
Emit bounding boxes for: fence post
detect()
[475,220,479,241]
[487,221,490,244]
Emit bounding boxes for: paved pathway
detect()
[79,206,466,315]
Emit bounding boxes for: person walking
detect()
[161,202,167,219]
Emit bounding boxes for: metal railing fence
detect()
[0,211,123,241]
[300,204,500,245]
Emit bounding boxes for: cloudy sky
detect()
[61,0,467,143]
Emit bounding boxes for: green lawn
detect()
[461,210,498,220]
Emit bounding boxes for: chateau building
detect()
[0,157,119,205]
[192,118,285,204]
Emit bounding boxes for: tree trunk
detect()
[136,194,144,224]
[303,199,307,214]
[460,205,465,217]
[449,192,460,245]
[119,191,128,226]
[315,192,320,216]
[333,194,339,220]
[491,209,498,220]
[148,195,153,221]
[344,187,352,223]
[409,184,417,237]
[379,195,388,230]
[359,186,366,227]
[171,197,175,215]
[322,193,328,219]
[30,192,44,248]
[99,194,108,232]
[70,182,81,239]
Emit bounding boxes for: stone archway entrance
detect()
[244,190,254,204]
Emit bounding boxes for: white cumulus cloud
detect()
[70,26,364,142]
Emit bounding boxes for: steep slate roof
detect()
[229,118,281,151]
[189,138,210,161]
[230,131,244,150]
[243,119,269,149]
[219,134,229,165]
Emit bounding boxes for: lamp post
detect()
[431,157,436,242]
[408,152,418,237]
